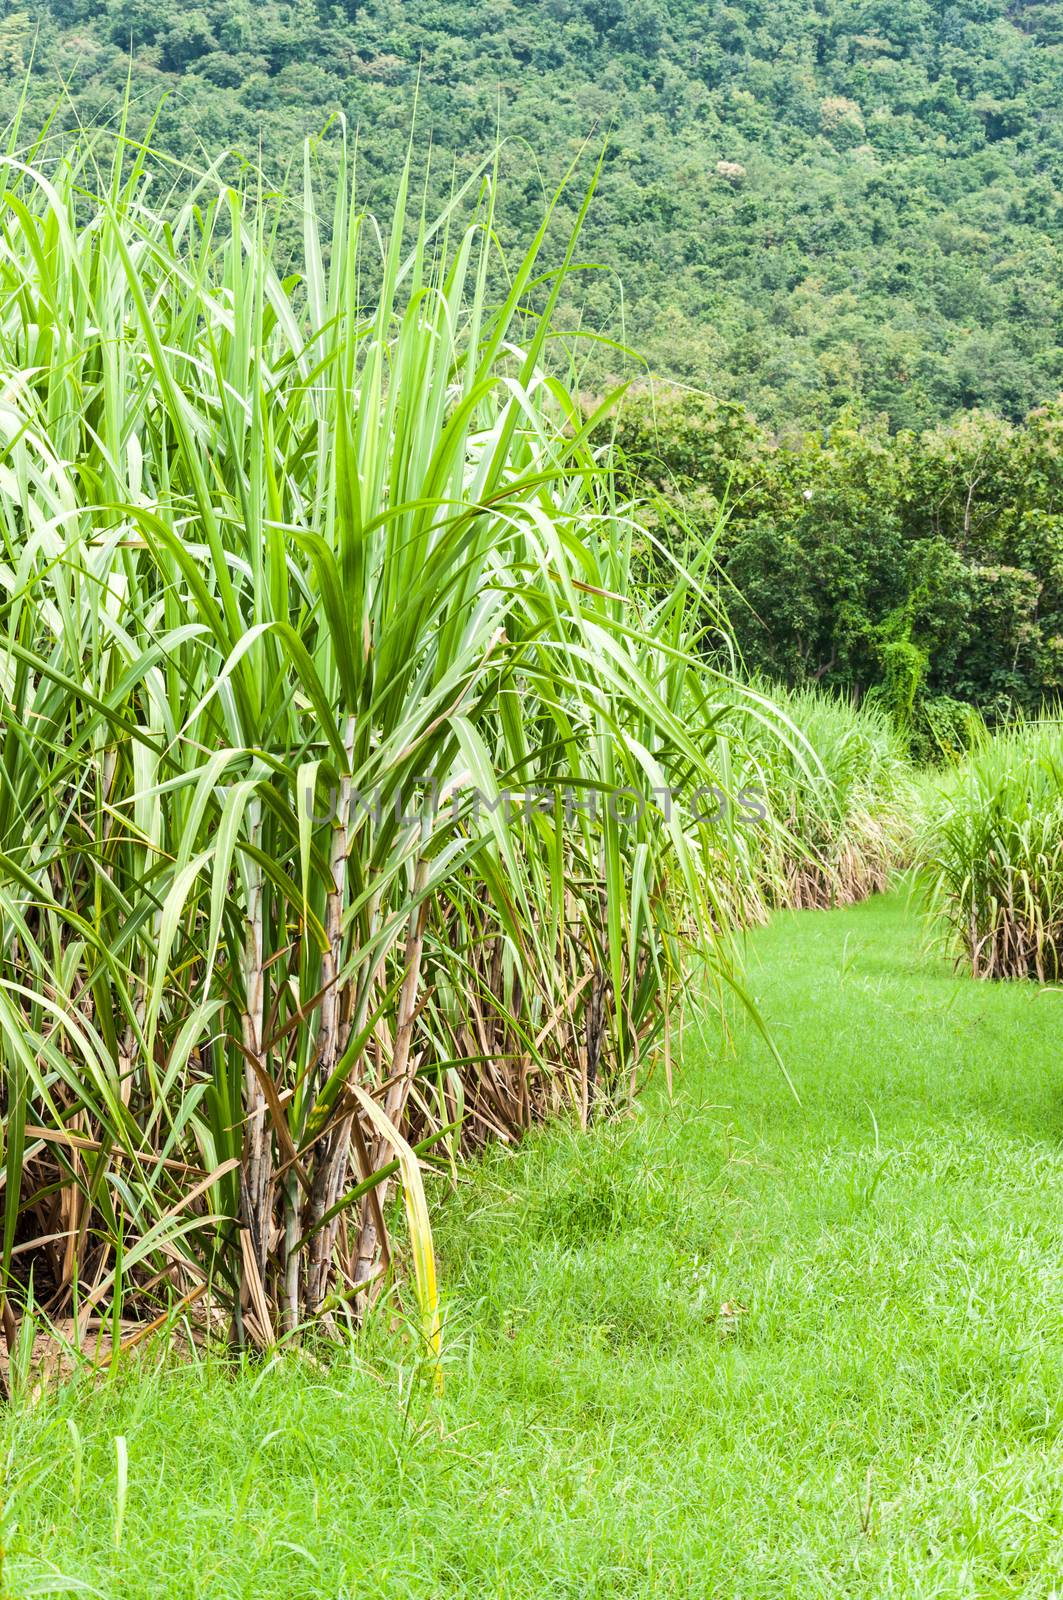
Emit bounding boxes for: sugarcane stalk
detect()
[302,718,356,1316]
[351,855,431,1308]
[240,798,271,1286]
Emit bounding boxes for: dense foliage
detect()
[735,683,916,911]
[920,718,1063,979]
[0,132,832,1357]
[9,0,1063,427]
[612,391,1063,740]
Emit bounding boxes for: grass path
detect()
[6,888,1063,1598]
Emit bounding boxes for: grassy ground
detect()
[5,886,1063,1599]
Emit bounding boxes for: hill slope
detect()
[11,0,1063,425]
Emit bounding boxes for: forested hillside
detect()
[10,0,1063,426]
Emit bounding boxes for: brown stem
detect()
[303,720,356,1316]
[351,857,431,1308]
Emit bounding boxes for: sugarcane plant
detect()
[0,122,786,1370]
[734,682,917,916]
[919,715,1063,981]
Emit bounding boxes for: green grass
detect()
[5,887,1063,1599]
